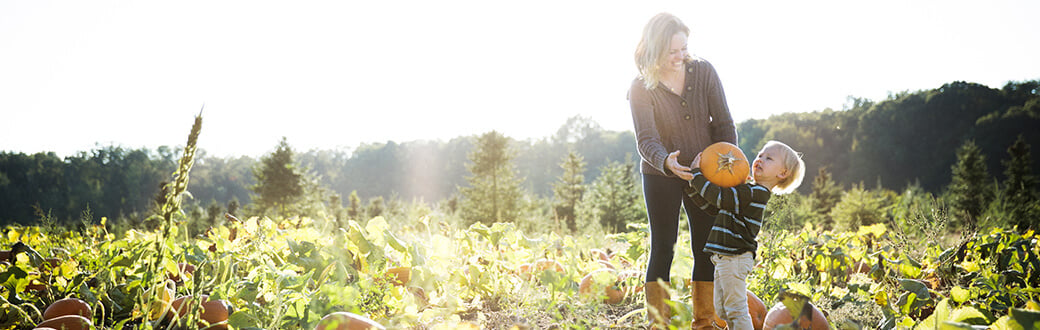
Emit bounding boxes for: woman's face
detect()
[661,32,688,73]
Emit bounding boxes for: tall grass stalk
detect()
[139,110,202,329]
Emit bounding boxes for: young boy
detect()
[685,140,805,329]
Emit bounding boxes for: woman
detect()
[628,12,736,329]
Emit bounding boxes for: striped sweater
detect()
[684,168,772,256]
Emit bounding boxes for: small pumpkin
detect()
[168,295,230,329]
[588,248,610,261]
[43,298,92,319]
[314,311,385,330]
[384,267,411,286]
[747,290,766,330]
[762,301,829,330]
[699,142,751,188]
[533,258,564,273]
[578,269,626,304]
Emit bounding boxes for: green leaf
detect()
[228,309,262,328]
[384,229,407,253]
[1010,308,1040,329]
[951,286,971,304]
[785,282,812,298]
[949,306,991,325]
[898,279,931,302]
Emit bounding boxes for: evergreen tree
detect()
[226,197,239,217]
[251,137,304,216]
[329,193,344,226]
[947,140,993,231]
[367,196,384,219]
[1002,135,1039,230]
[347,190,362,220]
[580,161,643,233]
[459,131,525,225]
[552,151,586,233]
[809,167,843,229]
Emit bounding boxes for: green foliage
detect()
[578,160,643,233]
[830,183,893,232]
[551,151,586,233]
[459,131,525,225]
[947,140,994,230]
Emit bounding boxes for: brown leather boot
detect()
[691,281,727,329]
[644,281,671,329]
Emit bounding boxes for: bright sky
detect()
[2,1,1038,158]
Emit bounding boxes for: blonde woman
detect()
[628,12,736,329]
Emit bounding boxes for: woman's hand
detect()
[666,150,693,180]
[691,152,703,169]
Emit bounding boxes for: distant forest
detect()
[1,80,1038,225]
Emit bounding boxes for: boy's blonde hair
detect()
[634,13,691,90]
[763,140,805,195]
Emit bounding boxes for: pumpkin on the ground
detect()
[699,142,750,188]
[747,290,766,330]
[43,298,92,319]
[762,301,829,330]
[578,269,626,304]
[168,295,230,329]
[384,267,411,286]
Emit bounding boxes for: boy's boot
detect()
[691,281,727,329]
[644,281,671,329]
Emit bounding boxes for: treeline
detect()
[0,80,1037,227]
[740,80,1040,194]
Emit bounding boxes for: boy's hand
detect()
[666,150,693,181]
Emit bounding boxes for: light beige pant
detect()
[711,252,755,330]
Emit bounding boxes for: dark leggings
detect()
[643,174,715,282]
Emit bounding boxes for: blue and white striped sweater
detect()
[685,169,772,256]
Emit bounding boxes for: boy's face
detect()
[752,145,787,183]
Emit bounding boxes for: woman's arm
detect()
[629,79,671,175]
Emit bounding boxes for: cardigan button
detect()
[681,101,687,107]
[684,114,692,120]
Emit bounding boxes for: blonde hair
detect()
[763,140,805,195]
[634,13,691,90]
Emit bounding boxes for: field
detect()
[3,209,1040,329]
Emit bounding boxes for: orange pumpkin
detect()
[384,267,411,286]
[747,291,766,330]
[847,260,871,275]
[533,258,565,273]
[168,295,230,329]
[43,298,92,319]
[314,311,386,330]
[578,269,626,304]
[589,248,610,261]
[699,142,751,188]
[762,301,829,330]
